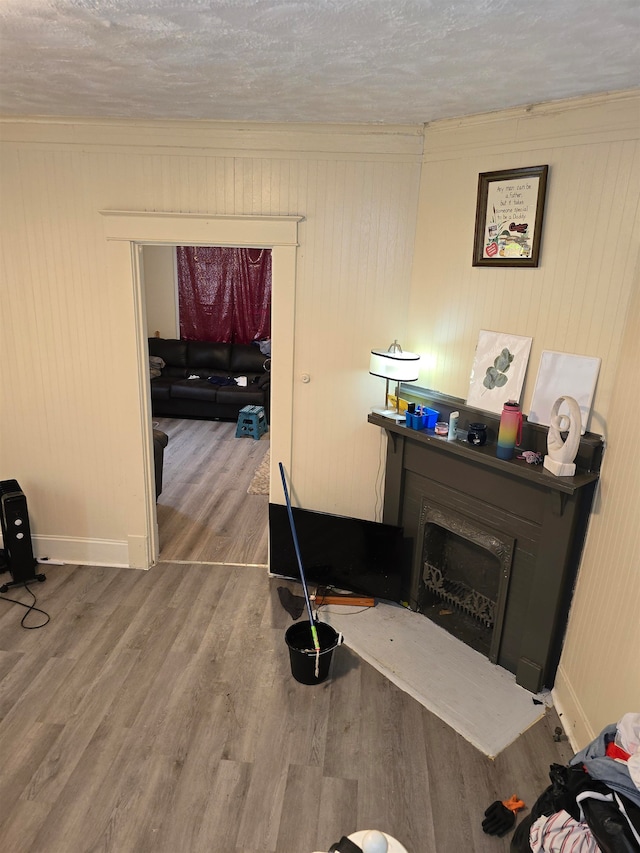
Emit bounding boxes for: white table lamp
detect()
[370,340,420,420]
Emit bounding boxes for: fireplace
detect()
[369,395,602,692]
[417,502,514,663]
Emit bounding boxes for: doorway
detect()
[101,211,303,569]
[144,243,272,563]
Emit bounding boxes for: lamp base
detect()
[372,408,406,421]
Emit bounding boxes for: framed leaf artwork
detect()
[466,330,533,415]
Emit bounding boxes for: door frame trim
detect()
[101,210,303,568]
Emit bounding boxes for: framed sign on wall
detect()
[472,164,549,268]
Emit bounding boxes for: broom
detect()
[278,462,321,657]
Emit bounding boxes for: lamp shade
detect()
[370,348,420,382]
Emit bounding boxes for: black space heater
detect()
[0,479,46,592]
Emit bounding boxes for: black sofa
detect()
[148,338,270,422]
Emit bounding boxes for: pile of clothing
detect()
[149,355,165,378]
[511,713,640,852]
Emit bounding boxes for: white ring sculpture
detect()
[543,395,582,477]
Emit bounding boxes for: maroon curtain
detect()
[176,246,271,344]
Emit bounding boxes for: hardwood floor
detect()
[0,560,573,853]
[155,417,269,565]
[0,418,574,851]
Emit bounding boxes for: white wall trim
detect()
[0,117,425,160]
[101,210,304,245]
[32,535,131,569]
[424,88,638,132]
[552,665,597,752]
[423,89,640,161]
[100,210,303,568]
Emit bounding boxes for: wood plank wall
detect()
[409,92,639,432]
[0,119,423,562]
[553,256,640,747]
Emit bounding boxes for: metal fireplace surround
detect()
[369,392,603,693]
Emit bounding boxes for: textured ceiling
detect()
[1,0,639,125]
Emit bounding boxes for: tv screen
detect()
[269,503,406,601]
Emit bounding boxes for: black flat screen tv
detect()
[269,503,406,602]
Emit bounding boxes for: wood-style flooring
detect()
[0,417,574,852]
[0,561,573,853]
[155,417,269,565]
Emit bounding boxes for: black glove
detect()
[482,795,525,837]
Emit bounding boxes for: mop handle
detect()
[279,462,320,652]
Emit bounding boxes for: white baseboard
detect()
[31,534,132,569]
[552,663,596,752]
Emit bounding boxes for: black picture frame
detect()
[472,164,548,267]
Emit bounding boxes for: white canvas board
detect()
[467,330,533,415]
[529,351,601,435]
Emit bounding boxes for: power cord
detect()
[0,583,50,629]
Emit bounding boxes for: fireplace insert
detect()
[416,501,514,662]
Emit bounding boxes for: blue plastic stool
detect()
[235,405,268,440]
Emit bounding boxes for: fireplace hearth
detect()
[369,393,602,692]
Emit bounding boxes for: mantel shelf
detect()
[368,412,600,496]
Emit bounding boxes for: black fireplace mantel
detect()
[369,402,603,693]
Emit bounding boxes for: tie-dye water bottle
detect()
[496,400,522,460]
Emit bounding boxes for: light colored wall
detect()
[553,257,640,748]
[409,91,640,746]
[0,118,422,565]
[409,91,639,431]
[142,245,178,338]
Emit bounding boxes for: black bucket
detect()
[285,620,342,684]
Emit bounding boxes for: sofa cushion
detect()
[230,343,268,374]
[188,340,232,372]
[149,338,188,369]
[216,385,266,408]
[150,378,174,400]
[169,379,219,402]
